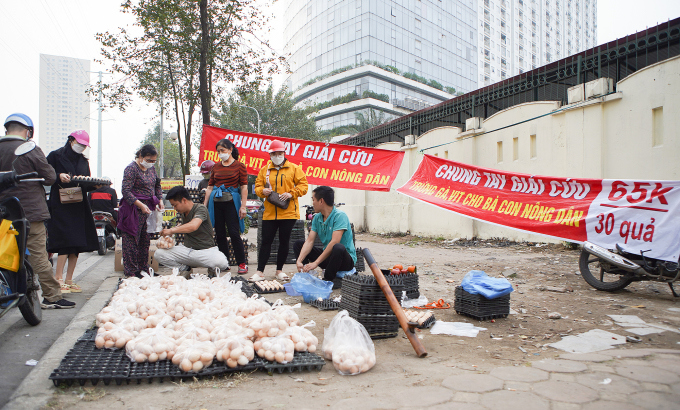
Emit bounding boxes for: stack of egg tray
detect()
[454,286,510,320]
[339,274,404,339]
[381,269,419,299]
[256,215,305,265]
[49,329,324,386]
[225,237,249,267]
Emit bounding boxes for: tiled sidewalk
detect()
[331,348,680,410]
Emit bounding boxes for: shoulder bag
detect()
[265,168,290,209]
[58,185,83,204]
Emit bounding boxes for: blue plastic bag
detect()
[290,271,333,303]
[460,270,513,299]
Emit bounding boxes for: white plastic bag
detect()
[429,321,487,337]
[147,209,163,233]
[323,310,376,375]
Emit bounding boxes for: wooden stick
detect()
[362,248,427,358]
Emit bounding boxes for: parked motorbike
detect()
[93,211,117,256]
[579,241,680,296]
[0,141,44,325]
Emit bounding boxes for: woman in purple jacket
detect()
[118,144,163,278]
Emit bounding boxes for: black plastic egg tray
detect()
[49,329,325,387]
[263,351,325,374]
[404,313,436,329]
[339,298,393,316]
[308,299,339,311]
[253,282,286,294]
[70,176,108,185]
[347,312,399,339]
[454,286,510,321]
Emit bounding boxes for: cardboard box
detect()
[114,238,159,273]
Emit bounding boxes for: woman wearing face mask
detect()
[117,144,164,278]
[204,139,249,274]
[252,140,308,282]
[46,130,99,293]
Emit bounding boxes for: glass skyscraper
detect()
[284,0,478,133]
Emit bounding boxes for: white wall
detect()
[330,55,680,242]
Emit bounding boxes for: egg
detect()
[192,360,204,372]
[265,351,275,361]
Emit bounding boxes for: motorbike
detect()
[0,141,44,325]
[579,241,680,296]
[93,211,117,256]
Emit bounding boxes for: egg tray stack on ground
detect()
[185,187,202,203]
[454,286,510,321]
[48,329,324,386]
[256,212,305,266]
[339,274,404,339]
[381,270,419,299]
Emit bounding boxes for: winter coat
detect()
[0,136,56,222]
[254,159,308,220]
[46,142,98,254]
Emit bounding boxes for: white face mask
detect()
[72,142,86,154]
[271,153,285,166]
[219,153,231,162]
[140,160,154,170]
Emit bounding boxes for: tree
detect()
[139,123,187,178]
[92,0,283,176]
[213,85,321,141]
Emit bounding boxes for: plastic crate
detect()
[454,286,510,321]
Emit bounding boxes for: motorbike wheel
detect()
[98,236,107,256]
[579,249,634,291]
[19,262,42,326]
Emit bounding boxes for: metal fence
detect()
[342,18,680,148]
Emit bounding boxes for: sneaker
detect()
[238,263,248,275]
[41,298,76,309]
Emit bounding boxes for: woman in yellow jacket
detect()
[251,140,308,282]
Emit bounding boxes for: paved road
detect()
[0,252,112,407]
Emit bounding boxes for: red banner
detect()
[397,155,680,262]
[199,125,404,192]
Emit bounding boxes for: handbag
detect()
[265,168,290,209]
[58,185,83,204]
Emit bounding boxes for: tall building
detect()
[38,54,90,155]
[478,0,597,87]
[284,0,478,134]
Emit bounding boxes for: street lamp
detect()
[239,105,260,134]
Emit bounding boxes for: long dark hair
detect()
[136,144,157,158]
[216,139,239,160]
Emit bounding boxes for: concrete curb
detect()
[3,275,119,410]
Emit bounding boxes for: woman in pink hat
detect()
[46,130,98,293]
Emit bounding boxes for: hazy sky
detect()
[0,0,678,192]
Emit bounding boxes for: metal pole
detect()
[97,71,103,177]
[159,69,164,178]
[239,105,260,134]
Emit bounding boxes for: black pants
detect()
[293,239,355,280]
[257,219,297,272]
[213,201,246,265]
